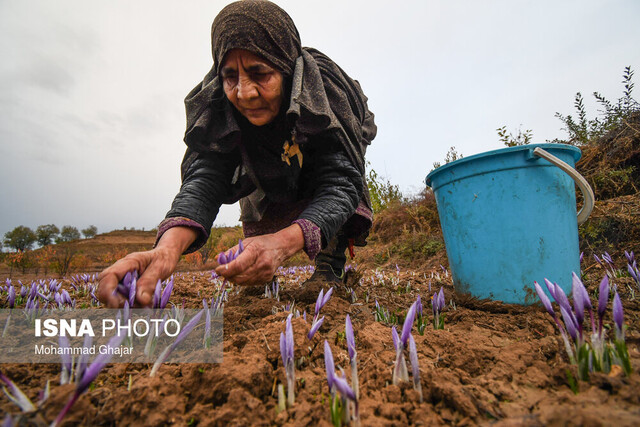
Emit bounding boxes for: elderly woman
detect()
[98,0,376,307]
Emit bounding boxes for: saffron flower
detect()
[345,314,359,400]
[52,332,126,426]
[59,335,73,385]
[217,239,245,264]
[415,295,427,335]
[431,287,445,329]
[324,340,358,425]
[613,292,624,340]
[150,309,205,377]
[7,286,15,309]
[0,373,36,412]
[408,334,423,402]
[393,301,417,384]
[612,291,632,375]
[535,274,631,380]
[280,313,295,407]
[308,287,332,340]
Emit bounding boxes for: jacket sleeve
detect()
[295,138,364,257]
[155,149,240,254]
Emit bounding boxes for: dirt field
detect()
[2,114,639,425]
[1,257,639,426]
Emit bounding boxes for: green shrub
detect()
[554,66,639,146]
[367,162,403,213]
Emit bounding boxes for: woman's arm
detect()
[98,149,239,307]
[97,226,197,307]
[295,140,364,257]
[156,149,241,252]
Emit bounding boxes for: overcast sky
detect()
[1,0,639,243]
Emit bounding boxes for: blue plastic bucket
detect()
[426,143,592,304]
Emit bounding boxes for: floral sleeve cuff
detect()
[292,218,322,260]
[154,217,209,255]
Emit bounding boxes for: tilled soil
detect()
[1,266,639,426]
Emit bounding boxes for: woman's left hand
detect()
[215,224,304,285]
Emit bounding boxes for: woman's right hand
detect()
[97,247,180,308]
[97,226,198,308]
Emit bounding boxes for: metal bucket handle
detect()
[531,147,595,225]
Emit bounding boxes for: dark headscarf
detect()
[182,0,376,177]
[211,0,300,77]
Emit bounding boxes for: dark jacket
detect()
[165,123,364,251]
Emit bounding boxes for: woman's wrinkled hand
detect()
[97,226,197,308]
[215,224,304,286]
[97,247,180,308]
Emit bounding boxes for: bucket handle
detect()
[532,147,594,225]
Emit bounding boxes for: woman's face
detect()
[220,49,284,126]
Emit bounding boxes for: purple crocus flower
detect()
[307,315,324,340]
[315,287,333,315]
[159,276,174,309]
[613,292,624,337]
[152,280,162,309]
[217,252,228,264]
[77,333,125,391]
[543,278,557,300]
[59,335,72,384]
[408,333,423,402]
[416,295,423,317]
[553,283,572,313]
[61,289,72,305]
[572,273,596,331]
[7,286,15,309]
[217,239,245,265]
[150,309,205,377]
[285,313,294,364]
[332,374,356,401]
[29,283,37,300]
[534,281,554,316]
[52,332,125,426]
[629,264,639,280]
[74,335,92,385]
[438,287,445,310]
[280,313,295,406]
[560,306,578,342]
[400,301,417,348]
[598,275,609,319]
[323,340,357,405]
[391,326,399,351]
[571,273,586,326]
[308,288,332,340]
[127,278,136,308]
[324,340,335,389]
[203,299,212,348]
[345,314,356,361]
[0,373,36,412]
[602,252,614,266]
